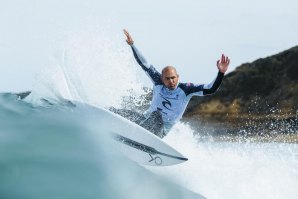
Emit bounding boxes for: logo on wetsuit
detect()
[158,93,179,113]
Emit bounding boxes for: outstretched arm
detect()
[123,29,162,85]
[203,54,230,94]
[202,71,224,95]
[180,54,230,96]
[123,29,150,69]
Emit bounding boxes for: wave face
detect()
[0,93,203,199]
[1,28,298,199]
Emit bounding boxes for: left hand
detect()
[217,54,230,73]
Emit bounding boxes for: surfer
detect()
[122,29,230,138]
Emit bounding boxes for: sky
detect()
[0,0,297,92]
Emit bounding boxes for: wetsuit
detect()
[130,44,224,137]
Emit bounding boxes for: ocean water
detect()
[0,93,203,199]
[1,29,298,199]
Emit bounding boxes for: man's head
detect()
[161,66,179,90]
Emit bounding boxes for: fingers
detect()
[217,54,230,73]
[221,54,225,63]
[225,56,229,64]
[224,55,230,65]
[227,57,230,65]
[123,29,134,45]
[220,54,230,64]
[123,29,129,37]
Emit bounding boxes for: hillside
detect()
[184,46,298,139]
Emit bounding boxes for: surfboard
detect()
[94,106,188,166]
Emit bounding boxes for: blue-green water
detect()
[1,93,298,199]
[0,93,203,199]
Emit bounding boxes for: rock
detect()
[184,46,298,136]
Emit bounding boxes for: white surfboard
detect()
[93,106,188,166]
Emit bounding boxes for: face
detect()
[162,68,179,90]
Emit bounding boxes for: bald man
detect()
[123,29,230,138]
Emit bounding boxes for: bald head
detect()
[161,66,179,90]
[162,66,177,77]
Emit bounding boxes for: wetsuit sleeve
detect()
[179,71,224,97]
[202,71,224,95]
[131,44,162,85]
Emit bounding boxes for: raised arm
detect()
[123,29,162,85]
[202,54,230,94]
[179,54,230,97]
[201,71,224,95]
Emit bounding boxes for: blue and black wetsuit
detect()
[129,44,224,137]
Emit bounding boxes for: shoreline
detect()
[194,133,298,144]
[183,113,298,143]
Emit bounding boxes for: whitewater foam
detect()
[149,123,298,199]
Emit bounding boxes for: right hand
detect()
[123,29,134,45]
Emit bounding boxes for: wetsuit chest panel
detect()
[148,85,189,123]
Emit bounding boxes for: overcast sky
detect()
[0,0,297,92]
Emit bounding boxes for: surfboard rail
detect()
[112,132,188,165]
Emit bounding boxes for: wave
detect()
[0,92,204,199]
[1,27,298,199]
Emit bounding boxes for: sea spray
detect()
[26,27,146,108]
[149,122,298,199]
